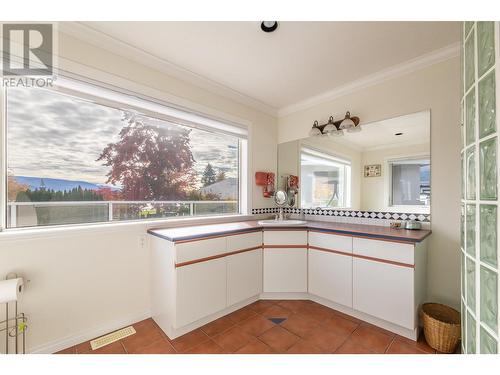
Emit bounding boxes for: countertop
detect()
[147,220,431,243]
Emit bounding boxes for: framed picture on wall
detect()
[364,164,382,177]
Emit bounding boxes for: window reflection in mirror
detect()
[389,157,430,207]
[300,148,351,208]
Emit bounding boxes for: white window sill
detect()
[0,213,255,241]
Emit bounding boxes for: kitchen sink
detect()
[257,219,307,226]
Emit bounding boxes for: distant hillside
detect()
[12,176,119,192]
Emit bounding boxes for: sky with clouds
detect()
[7,87,239,188]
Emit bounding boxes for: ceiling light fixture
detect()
[395,132,403,136]
[261,21,279,33]
[309,112,361,137]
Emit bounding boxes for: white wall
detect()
[278,57,462,309]
[0,31,278,353]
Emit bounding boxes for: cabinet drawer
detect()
[309,232,352,254]
[353,237,414,265]
[175,237,227,263]
[227,231,262,252]
[263,230,307,246]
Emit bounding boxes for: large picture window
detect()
[300,147,351,208]
[4,79,247,228]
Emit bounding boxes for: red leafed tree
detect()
[7,175,28,201]
[95,187,123,201]
[97,112,196,200]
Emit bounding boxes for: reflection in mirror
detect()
[274,190,288,206]
[277,110,430,214]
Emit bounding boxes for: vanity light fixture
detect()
[339,111,355,130]
[322,116,336,134]
[261,21,279,33]
[309,112,361,137]
[309,121,323,136]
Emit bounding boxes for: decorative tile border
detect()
[251,207,279,215]
[252,207,430,222]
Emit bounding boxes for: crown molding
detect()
[58,22,278,117]
[277,42,461,118]
[58,22,460,120]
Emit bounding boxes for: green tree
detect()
[216,170,226,182]
[201,163,217,187]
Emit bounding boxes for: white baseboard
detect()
[29,310,151,354]
[309,294,418,340]
[154,296,259,340]
[260,292,309,300]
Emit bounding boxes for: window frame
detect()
[386,154,431,212]
[0,73,250,231]
[299,146,352,209]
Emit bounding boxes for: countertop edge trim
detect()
[148,223,431,244]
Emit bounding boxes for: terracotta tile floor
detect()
[56,300,447,354]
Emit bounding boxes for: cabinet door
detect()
[353,257,414,329]
[227,249,262,306]
[176,258,227,328]
[308,249,353,307]
[263,248,307,292]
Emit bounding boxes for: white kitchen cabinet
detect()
[309,231,352,253]
[151,230,262,338]
[263,230,308,293]
[263,248,308,292]
[263,230,307,245]
[353,237,414,265]
[150,223,428,341]
[227,249,262,306]
[176,257,227,328]
[308,232,353,307]
[352,257,414,329]
[308,249,353,307]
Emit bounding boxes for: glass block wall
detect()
[461,21,499,354]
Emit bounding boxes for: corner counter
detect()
[148,220,431,341]
[147,220,431,243]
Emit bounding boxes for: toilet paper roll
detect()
[0,278,24,304]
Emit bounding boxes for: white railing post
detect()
[189,202,194,216]
[10,203,17,228]
[108,202,113,222]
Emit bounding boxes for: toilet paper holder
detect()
[1,273,28,354]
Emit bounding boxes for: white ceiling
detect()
[72,21,460,114]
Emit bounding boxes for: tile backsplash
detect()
[252,207,430,225]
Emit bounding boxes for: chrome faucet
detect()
[275,207,285,221]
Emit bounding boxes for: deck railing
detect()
[6,200,238,228]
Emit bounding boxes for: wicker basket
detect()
[421,303,461,353]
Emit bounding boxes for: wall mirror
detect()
[277,110,430,214]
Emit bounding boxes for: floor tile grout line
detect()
[331,329,355,354]
[120,340,129,354]
[384,336,396,354]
